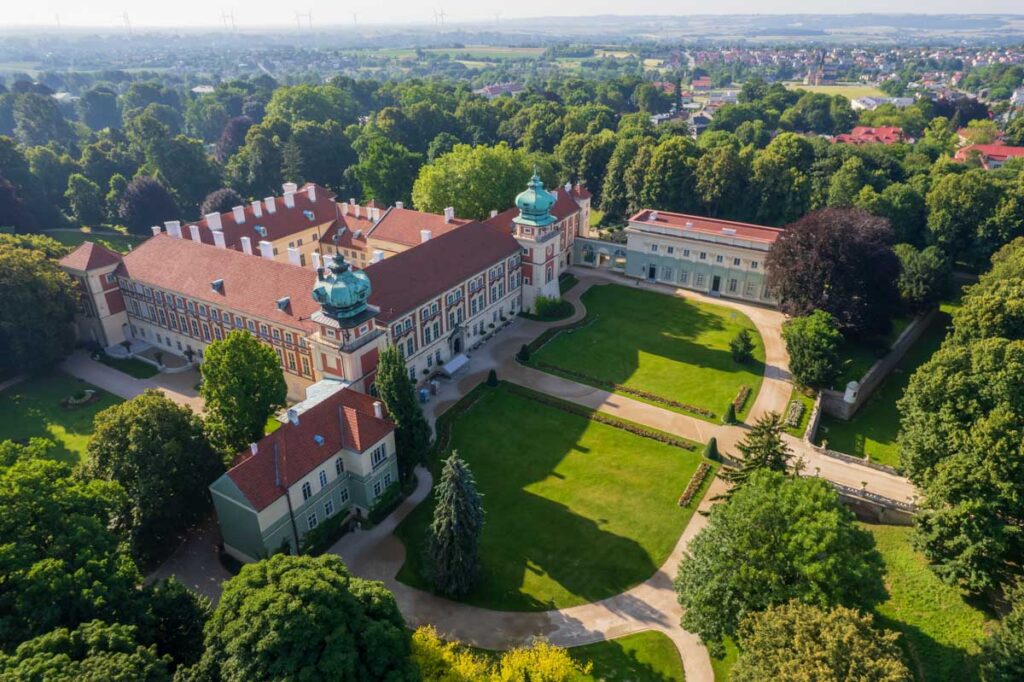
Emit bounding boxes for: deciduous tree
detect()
[86,390,224,563]
[117,176,178,234]
[781,310,843,389]
[200,330,287,455]
[375,345,432,481]
[732,601,910,682]
[674,471,884,652]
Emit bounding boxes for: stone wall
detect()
[821,309,939,421]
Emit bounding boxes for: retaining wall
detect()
[821,309,939,421]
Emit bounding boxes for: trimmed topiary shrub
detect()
[486,369,498,387]
[517,344,530,362]
[703,437,719,461]
[723,403,736,425]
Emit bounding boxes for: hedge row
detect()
[732,385,751,412]
[531,361,717,419]
[504,383,696,451]
[678,462,713,507]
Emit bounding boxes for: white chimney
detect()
[282,182,298,194]
[341,203,349,216]
[249,442,259,456]
[564,182,572,193]
[165,220,181,238]
[205,212,223,231]
[372,401,384,419]
[252,200,263,218]
[287,247,301,266]
[349,197,355,205]
[240,236,253,255]
[395,201,404,209]
[372,250,385,263]
[311,251,322,269]
[420,229,432,243]
[306,185,317,202]
[232,205,246,224]
[648,211,660,222]
[354,205,361,219]
[258,240,274,259]
[213,231,226,249]
[372,207,381,223]
[443,207,454,223]
[283,192,295,209]
[188,224,200,241]
[489,209,498,218]
[287,408,299,426]
[264,197,276,214]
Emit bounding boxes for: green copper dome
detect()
[513,171,557,228]
[312,255,371,320]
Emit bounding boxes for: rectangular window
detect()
[383,472,393,487]
[680,271,690,284]
[302,357,310,375]
[318,470,327,488]
[650,244,658,252]
[371,445,387,469]
[373,480,382,498]
[733,257,741,266]
[728,278,738,293]
[324,499,334,517]
[683,249,690,257]
[699,252,706,260]
[751,261,759,270]
[301,481,312,500]
[695,273,705,287]
[744,281,756,297]
[406,339,414,356]
[307,512,318,530]
[716,254,724,263]
[335,458,344,476]
[190,320,199,336]
[667,246,674,254]
[340,487,350,503]
[661,266,674,281]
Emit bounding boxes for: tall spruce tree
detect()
[426,452,484,598]
[719,412,793,499]
[376,345,432,481]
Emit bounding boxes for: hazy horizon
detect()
[7,3,1024,30]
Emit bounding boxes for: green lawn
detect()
[709,637,739,682]
[265,415,283,435]
[866,524,993,682]
[783,82,887,98]
[832,316,911,389]
[97,354,160,379]
[44,228,147,254]
[395,384,711,611]
[818,311,952,467]
[532,284,765,421]
[572,631,684,681]
[0,373,122,463]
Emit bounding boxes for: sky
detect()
[5,0,1024,28]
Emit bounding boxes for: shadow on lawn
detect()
[395,383,689,611]
[874,613,982,682]
[571,633,683,682]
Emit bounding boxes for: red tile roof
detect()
[484,185,585,231]
[833,126,906,145]
[629,209,783,244]
[116,234,319,331]
[226,388,393,511]
[954,144,1024,165]
[367,207,470,247]
[320,210,375,253]
[59,241,123,271]
[365,221,521,322]
[182,183,338,251]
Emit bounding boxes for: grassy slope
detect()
[818,311,951,467]
[867,524,993,682]
[533,285,765,420]
[44,228,147,254]
[0,372,122,463]
[395,384,709,611]
[832,315,912,389]
[573,631,685,681]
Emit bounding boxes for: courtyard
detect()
[394,382,712,611]
[529,284,765,421]
[0,372,122,463]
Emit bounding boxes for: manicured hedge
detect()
[678,462,713,507]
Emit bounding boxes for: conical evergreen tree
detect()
[718,412,792,500]
[376,345,432,482]
[427,451,485,598]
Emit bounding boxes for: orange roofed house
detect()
[954,144,1024,169]
[833,126,908,145]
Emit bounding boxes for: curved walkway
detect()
[331,270,918,681]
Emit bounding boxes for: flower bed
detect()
[678,462,713,507]
[531,362,717,420]
[732,385,751,412]
[785,399,806,428]
[61,389,98,409]
[505,383,696,451]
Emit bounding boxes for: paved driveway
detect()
[61,350,204,411]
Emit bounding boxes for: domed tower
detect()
[312,255,372,322]
[511,170,563,313]
[309,255,384,392]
